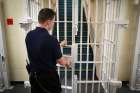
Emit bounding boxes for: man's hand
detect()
[65,61,71,68]
[60,40,67,47]
[64,56,72,68]
[57,56,72,68]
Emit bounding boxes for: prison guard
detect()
[25,27,62,93]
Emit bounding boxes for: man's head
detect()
[38,8,56,32]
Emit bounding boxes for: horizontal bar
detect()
[77,80,121,84]
[56,64,64,67]
[30,20,128,25]
[61,85,72,90]
[62,43,102,46]
[75,61,116,64]
[56,69,93,71]
[56,61,116,67]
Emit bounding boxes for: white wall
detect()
[117,0,140,80]
[128,0,140,80]
[2,0,56,81]
[3,0,28,81]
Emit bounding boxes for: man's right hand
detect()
[60,40,67,47]
[57,56,72,68]
[65,60,71,68]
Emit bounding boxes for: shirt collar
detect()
[35,27,49,34]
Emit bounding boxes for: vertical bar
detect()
[72,44,77,93]
[109,1,115,92]
[64,0,67,40]
[72,0,75,44]
[35,0,37,26]
[34,0,37,28]
[64,1,67,93]
[107,43,109,92]
[96,0,102,93]
[112,0,121,92]
[105,0,108,90]
[28,0,31,17]
[34,0,36,21]
[79,0,83,93]
[91,63,96,92]
[48,0,51,8]
[85,0,91,93]
[73,75,78,93]
[107,0,111,92]
[27,0,32,31]
[72,0,78,44]
[57,64,60,76]
[114,0,121,80]
[111,0,115,44]
[37,0,39,19]
[60,47,63,79]
[30,0,33,29]
[35,0,37,22]
[98,0,107,92]
[56,0,60,76]
[107,0,112,92]
[33,0,35,28]
[111,2,115,79]
[107,0,110,92]
[32,0,35,29]
[36,0,39,26]
[56,0,60,41]
[65,62,68,93]
[112,0,120,92]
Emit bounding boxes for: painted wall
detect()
[2,0,28,81]
[0,1,11,87]
[115,0,140,81]
[2,0,57,81]
[128,0,140,81]
[117,0,131,80]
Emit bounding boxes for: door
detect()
[54,0,122,93]
[25,0,122,93]
[130,16,140,90]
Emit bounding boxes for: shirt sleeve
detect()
[52,38,62,60]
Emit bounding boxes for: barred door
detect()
[26,0,123,93]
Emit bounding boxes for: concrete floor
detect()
[1,83,140,93]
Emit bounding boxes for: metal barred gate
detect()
[22,0,124,93]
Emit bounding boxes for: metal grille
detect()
[26,0,122,93]
[0,18,10,92]
[130,16,140,90]
[135,54,140,89]
[0,29,4,91]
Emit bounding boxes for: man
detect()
[25,8,70,93]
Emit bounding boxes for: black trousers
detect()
[29,71,62,93]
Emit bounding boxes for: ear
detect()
[45,20,49,26]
